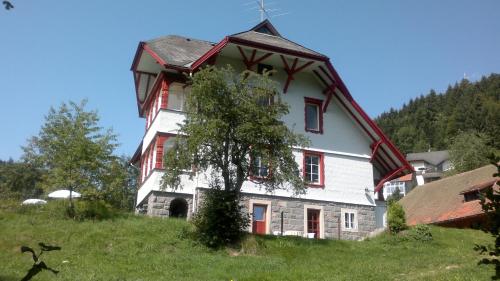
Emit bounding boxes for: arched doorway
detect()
[169,198,188,218]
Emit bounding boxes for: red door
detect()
[307,209,320,238]
[252,205,267,234]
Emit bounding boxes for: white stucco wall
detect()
[142,110,185,153]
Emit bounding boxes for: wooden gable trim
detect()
[280,55,314,93]
[237,46,273,70]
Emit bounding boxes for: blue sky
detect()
[1,0,499,160]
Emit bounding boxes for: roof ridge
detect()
[147,34,216,45]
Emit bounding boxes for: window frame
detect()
[341,208,358,232]
[249,150,271,181]
[302,150,325,187]
[304,97,323,134]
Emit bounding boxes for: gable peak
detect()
[249,19,281,37]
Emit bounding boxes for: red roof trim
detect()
[324,61,412,172]
[191,37,230,70]
[143,43,166,65]
[375,166,406,193]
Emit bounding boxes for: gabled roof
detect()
[407,150,449,166]
[400,164,497,226]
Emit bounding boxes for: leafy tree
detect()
[449,131,492,174]
[99,155,139,211]
[475,158,500,279]
[0,159,44,200]
[162,66,308,246]
[22,100,118,216]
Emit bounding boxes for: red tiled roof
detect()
[400,164,497,226]
[396,173,413,182]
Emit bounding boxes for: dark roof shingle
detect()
[146,35,215,67]
[230,31,325,57]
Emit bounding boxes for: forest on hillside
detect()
[375,73,500,155]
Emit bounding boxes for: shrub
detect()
[192,188,249,248]
[409,224,433,242]
[73,200,117,221]
[387,201,407,234]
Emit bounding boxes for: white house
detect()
[130,20,412,240]
[407,150,452,185]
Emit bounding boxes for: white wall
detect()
[142,110,185,153]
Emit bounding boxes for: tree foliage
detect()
[162,66,308,246]
[22,100,120,213]
[162,66,308,194]
[0,159,44,200]
[192,181,250,248]
[375,74,500,155]
[475,158,500,279]
[449,131,492,174]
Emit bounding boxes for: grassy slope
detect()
[0,203,495,281]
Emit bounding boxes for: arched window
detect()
[169,198,188,218]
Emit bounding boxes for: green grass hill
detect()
[0,201,495,281]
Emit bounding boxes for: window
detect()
[251,156,269,178]
[345,212,355,229]
[341,209,358,231]
[304,97,323,134]
[162,138,176,156]
[257,63,273,75]
[167,83,189,111]
[464,191,480,202]
[303,151,324,186]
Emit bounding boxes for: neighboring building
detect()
[129,20,412,240]
[406,150,452,185]
[400,164,498,228]
[382,173,416,199]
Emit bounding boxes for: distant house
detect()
[400,164,498,228]
[382,173,416,199]
[406,150,452,185]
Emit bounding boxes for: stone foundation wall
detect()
[145,191,194,218]
[240,192,376,240]
[140,189,375,240]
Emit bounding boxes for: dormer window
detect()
[463,191,480,202]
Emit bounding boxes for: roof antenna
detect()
[243,0,290,23]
